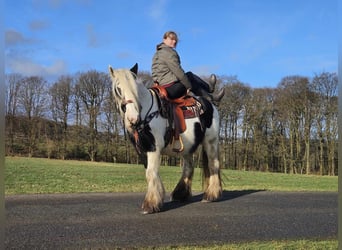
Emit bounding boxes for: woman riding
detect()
[151,31,225,103]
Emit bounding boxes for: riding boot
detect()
[208,74,217,93]
[212,88,225,102]
[198,87,225,103]
[186,71,214,93]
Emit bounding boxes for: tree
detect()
[312,72,338,175]
[50,76,74,159]
[218,79,249,169]
[17,76,48,157]
[3,69,338,174]
[75,70,109,161]
[5,73,22,116]
[277,76,313,174]
[101,82,122,162]
[248,88,275,171]
[5,73,22,155]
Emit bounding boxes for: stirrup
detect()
[172,136,184,152]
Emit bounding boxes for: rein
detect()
[130,90,159,153]
[131,90,158,130]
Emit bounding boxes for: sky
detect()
[4,0,338,88]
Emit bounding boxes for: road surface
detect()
[5,191,337,249]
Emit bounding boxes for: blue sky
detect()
[5,0,337,88]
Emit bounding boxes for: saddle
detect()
[151,84,204,152]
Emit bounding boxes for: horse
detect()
[108,63,222,214]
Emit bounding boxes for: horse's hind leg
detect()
[171,155,194,202]
[142,151,165,214]
[202,142,222,202]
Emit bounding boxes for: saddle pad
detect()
[181,101,203,119]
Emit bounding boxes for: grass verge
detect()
[141,239,337,249]
[5,156,337,195]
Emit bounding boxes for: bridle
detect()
[121,90,159,153]
[118,88,159,128]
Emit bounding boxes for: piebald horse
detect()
[108,63,222,214]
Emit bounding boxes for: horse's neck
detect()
[137,83,157,116]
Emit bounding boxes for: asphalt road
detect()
[5,191,337,249]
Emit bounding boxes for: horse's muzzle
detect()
[125,115,141,133]
[127,114,140,125]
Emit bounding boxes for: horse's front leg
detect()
[171,155,194,202]
[142,151,165,214]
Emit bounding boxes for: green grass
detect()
[141,239,337,249]
[5,156,337,195]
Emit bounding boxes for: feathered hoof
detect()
[141,201,162,214]
[202,191,222,202]
[171,189,192,202]
[171,179,192,202]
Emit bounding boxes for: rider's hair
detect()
[163,31,178,44]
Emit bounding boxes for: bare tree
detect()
[277,76,312,174]
[5,73,22,155]
[312,72,338,175]
[50,76,74,159]
[17,76,48,157]
[4,69,338,172]
[273,87,291,173]
[219,80,249,169]
[248,88,275,171]
[101,82,122,162]
[75,70,109,161]
[5,73,22,116]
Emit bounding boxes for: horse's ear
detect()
[130,63,138,75]
[108,65,115,77]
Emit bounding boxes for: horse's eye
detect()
[115,86,122,97]
[121,103,126,113]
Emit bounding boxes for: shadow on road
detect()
[161,189,264,213]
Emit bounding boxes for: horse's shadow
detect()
[161,189,264,213]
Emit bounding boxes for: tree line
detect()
[5,70,338,175]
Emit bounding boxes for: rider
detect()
[151,31,225,103]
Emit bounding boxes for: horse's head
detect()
[108,63,142,132]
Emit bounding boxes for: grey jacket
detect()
[151,43,192,89]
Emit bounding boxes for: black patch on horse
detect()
[188,97,214,154]
[197,97,214,128]
[189,122,206,154]
[128,124,156,153]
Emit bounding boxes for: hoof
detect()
[202,192,221,202]
[141,201,162,214]
[171,190,191,202]
[171,180,192,202]
[201,199,211,203]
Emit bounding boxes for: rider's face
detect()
[163,36,177,48]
